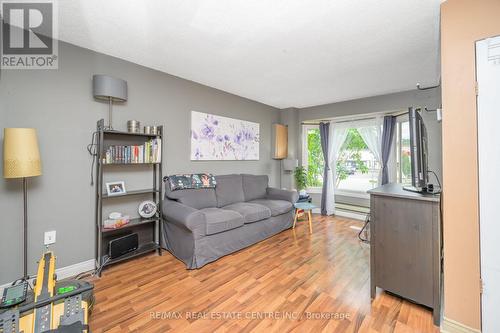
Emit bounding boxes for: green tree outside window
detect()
[305,128,372,188]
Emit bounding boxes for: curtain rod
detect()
[301,110,409,125]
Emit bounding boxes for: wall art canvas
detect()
[191,111,260,160]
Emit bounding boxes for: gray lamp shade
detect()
[93,74,128,102]
[283,159,298,171]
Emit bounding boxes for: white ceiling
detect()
[58,0,443,108]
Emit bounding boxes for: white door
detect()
[477,35,500,333]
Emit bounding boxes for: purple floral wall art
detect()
[191,111,260,160]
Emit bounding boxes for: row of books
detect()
[102,139,162,164]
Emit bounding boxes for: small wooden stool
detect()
[293,202,316,234]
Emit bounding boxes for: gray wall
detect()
[0,41,280,284]
[296,88,442,208]
[278,108,300,190]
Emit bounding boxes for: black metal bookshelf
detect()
[94,119,163,276]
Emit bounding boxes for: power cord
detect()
[358,213,370,243]
[93,257,110,277]
[87,131,98,186]
[427,170,442,194]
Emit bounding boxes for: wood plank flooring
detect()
[88,215,439,333]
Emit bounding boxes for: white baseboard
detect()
[441,317,481,333]
[335,210,367,221]
[310,208,367,221]
[0,259,95,292]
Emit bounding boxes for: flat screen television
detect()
[403,107,429,193]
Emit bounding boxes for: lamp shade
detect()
[92,74,128,102]
[3,128,42,178]
[272,124,288,159]
[283,159,298,171]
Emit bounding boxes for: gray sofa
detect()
[161,174,298,269]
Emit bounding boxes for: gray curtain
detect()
[319,122,330,215]
[381,116,396,185]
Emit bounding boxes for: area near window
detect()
[396,117,412,185]
[336,128,380,194]
[301,125,324,190]
[302,114,411,197]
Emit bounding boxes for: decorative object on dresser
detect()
[190,111,260,160]
[94,119,163,276]
[92,75,128,130]
[3,128,43,282]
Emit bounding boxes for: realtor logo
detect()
[1,0,58,69]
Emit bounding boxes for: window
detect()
[396,118,412,185]
[302,114,412,194]
[302,125,324,189]
[335,128,380,193]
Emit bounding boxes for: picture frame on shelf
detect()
[106,181,126,196]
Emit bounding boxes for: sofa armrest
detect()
[266,187,299,203]
[162,199,206,237]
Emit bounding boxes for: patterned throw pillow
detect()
[164,173,216,191]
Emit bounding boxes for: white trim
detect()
[301,124,319,169]
[441,317,481,333]
[312,207,367,220]
[0,259,95,293]
[335,189,370,199]
[334,210,367,221]
[303,109,406,125]
[306,187,322,194]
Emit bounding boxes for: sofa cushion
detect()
[214,174,245,207]
[164,178,217,209]
[200,208,244,235]
[223,202,271,224]
[165,173,216,191]
[249,199,293,216]
[242,174,268,201]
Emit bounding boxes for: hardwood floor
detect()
[88,215,439,333]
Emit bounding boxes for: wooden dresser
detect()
[368,183,441,325]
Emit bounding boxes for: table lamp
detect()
[93,74,128,130]
[3,128,42,281]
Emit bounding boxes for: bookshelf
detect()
[94,119,163,276]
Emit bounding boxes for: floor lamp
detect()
[3,128,42,282]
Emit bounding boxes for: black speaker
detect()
[109,233,138,259]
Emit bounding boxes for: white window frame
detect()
[395,114,410,184]
[302,111,406,198]
[301,124,323,193]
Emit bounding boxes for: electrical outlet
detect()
[44,230,56,245]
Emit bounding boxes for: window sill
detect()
[305,188,371,199]
[335,189,370,199]
[306,187,322,194]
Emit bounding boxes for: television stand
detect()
[368,183,442,325]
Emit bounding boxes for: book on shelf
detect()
[102,138,162,164]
